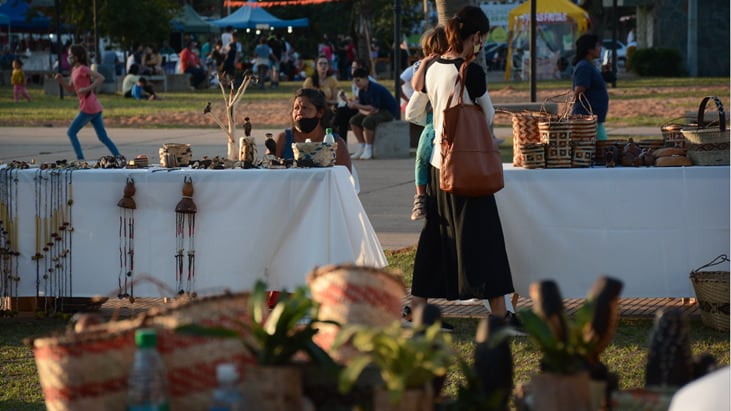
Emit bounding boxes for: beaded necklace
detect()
[175,176,197,296]
[117,177,136,301]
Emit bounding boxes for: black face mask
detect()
[295,117,320,133]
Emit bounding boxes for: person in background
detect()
[131,77,157,101]
[268,35,283,88]
[11,58,31,102]
[572,34,609,141]
[302,55,341,107]
[141,45,162,75]
[334,58,376,144]
[253,36,276,89]
[404,26,447,220]
[101,45,121,77]
[348,67,399,160]
[274,88,351,172]
[221,32,240,84]
[208,40,225,77]
[54,44,121,161]
[179,41,207,89]
[404,6,516,326]
[122,64,157,100]
[221,26,234,50]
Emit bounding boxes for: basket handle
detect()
[692,254,730,273]
[696,96,726,132]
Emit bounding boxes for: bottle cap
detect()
[325,128,332,134]
[216,363,239,382]
[135,328,158,348]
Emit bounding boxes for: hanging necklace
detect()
[0,167,20,313]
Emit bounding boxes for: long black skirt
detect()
[411,166,514,300]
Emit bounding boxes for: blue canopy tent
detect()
[210,2,308,29]
[0,0,50,32]
[171,4,218,33]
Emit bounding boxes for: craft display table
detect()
[9,166,386,298]
[497,165,730,298]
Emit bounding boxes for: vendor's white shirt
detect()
[668,367,730,411]
[404,59,494,169]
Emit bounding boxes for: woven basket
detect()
[681,96,730,144]
[292,141,337,167]
[307,264,405,362]
[686,142,730,166]
[689,255,730,332]
[31,292,253,411]
[661,118,687,148]
[637,139,664,152]
[159,143,193,168]
[519,143,546,169]
[510,111,552,167]
[572,141,596,168]
[568,114,598,143]
[539,120,572,168]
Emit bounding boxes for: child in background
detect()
[54,44,121,161]
[131,77,156,101]
[11,59,32,102]
[407,26,447,220]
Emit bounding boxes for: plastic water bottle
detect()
[127,328,170,411]
[209,363,243,411]
[323,128,335,144]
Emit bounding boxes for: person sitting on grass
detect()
[131,77,157,101]
[122,64,157,100]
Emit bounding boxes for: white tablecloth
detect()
[496,165,730,298]
[12,166,386,297]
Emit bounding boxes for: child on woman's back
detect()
[11,59,31,102]
[408,26,448,220]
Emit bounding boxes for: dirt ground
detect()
[103,84,721,129]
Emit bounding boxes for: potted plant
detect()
[332,319,454,411]
[517,277,623,411]
[177,280,338,411]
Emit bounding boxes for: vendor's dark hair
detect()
[445,6,489,54]
[574,34,599,65]
[291,88,333,129]
[69,44,90,66]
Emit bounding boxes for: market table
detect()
[8,166,387,298]
[496,165,730,298]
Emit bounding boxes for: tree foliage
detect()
[58,0,179,51]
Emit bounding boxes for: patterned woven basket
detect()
[568,114,598,142]
[159,143,193,168]
[510,111,552,167]
[681,96,730,144]
[31,292,253,411]
[572,141,596,168]
[307,264,405,362]
[292,141,337,167]
[637,139,664,152]
[689,255,730,332]
[519,143,546,169]
[661,118,687,148]
[686,142,730,166]
[539,120,572,168]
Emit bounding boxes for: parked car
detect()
[601,39,627,69]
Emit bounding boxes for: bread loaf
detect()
[655,155,692,167]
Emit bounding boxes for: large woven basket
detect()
[31,292,253,411]
[510,111,552,167]
[686,142,730,166]
[681,96,730,144]
[539,120,572,168]
[307,264,405,362]
[689,254,730,332]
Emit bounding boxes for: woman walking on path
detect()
[404,5,515,325]
[54,44,121,161]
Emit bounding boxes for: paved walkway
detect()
[2,125,691,318]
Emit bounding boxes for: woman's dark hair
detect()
[291,88,333,129]
[445,5,490,54]
[573,34,599,65]
[128,64,140,75]
[69,44,89,66]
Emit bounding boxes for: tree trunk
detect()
[435,0,475,26]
